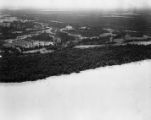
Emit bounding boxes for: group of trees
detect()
[1,44,151,82]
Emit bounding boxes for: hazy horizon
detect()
[0,0,151,11]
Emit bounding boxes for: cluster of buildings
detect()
[0,20,42,31]
[0,21,11,27]
[0,16,18,27]
[0,14,42,32]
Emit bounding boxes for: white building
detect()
[64,25,74,31]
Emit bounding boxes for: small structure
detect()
[64,25,74,31]
[79,26,89,30]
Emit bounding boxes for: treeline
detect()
[0,44,151,82]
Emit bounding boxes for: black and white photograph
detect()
[0,0,151,120]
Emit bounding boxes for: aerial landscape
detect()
[0,0,151,120]
[0,9,151,82]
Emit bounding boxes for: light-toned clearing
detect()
[129,41,151,45]
[74,45,105,49]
